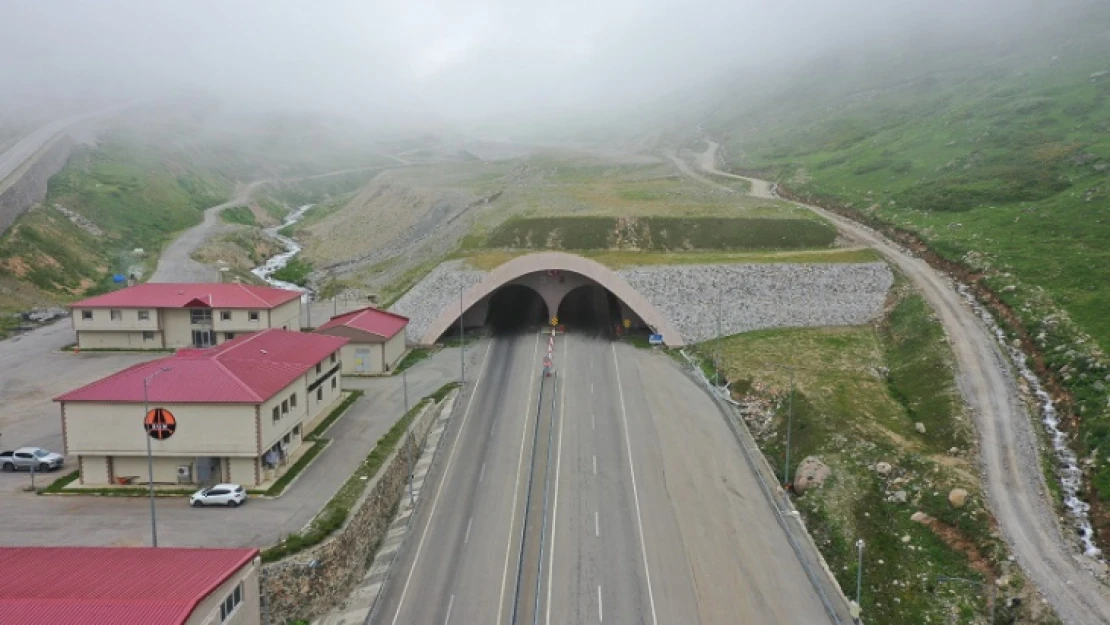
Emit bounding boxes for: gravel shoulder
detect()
[690,141,1110,625]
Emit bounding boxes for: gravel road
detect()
[691,140,1110,625]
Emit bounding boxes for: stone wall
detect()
[261,390,457,624]
[0,135,75,235]
[391,259,894,344]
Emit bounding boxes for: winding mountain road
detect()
[687,139,1110,625]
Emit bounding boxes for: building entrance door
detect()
[195,457,221,485]
[355,348,371,373]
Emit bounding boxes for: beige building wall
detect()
[228,457,259,486]
[163,309,195,347]
[112,455,193,484]
[64,402,258,456]
[72,307,160,332]
[77,331,163,350]
[383,333,405,370]
[342,342,382,374]
[80,455,110,485]
[268,299,301,331]
[185,557,261,625]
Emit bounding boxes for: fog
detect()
[0,0,1098,128]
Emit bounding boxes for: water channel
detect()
[252,203,315,300]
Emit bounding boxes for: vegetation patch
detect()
[690,279,1053,624]
[484,216,837,251]
[271,255,313,286]
[250,439,329,498]
[220,205,257,226]
[261,382,458,562]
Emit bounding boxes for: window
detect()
[192,330,216,348]
[331,353,337,364]
[190,309,212,324]
[283,432,291,445]
[142,332,155,341]
[81,310,93,320]
[248,311,260,322]
[316,363,322,375]
[220,583,243,622]
[317,387,323,401]
[225,332,235,341]
[331,377,337,389]
[293,425,301,437]
[272,406,280,423]
[110,309,122,321]
[220,310,232,321]
[137,310,150,321]
[281,399,289,415]
[290,393,297,408]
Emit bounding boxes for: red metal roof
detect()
[69,282,301,309]
[0,547,258,625]
[315,306,408,339]
[55,329,348,404]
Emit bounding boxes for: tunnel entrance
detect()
[485,284,548,334]
[557,284,623,338]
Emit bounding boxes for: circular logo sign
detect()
[144,408,177,440]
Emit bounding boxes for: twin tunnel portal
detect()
[421,252,684,345]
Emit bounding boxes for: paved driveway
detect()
[0,321,157,493]
[0,345,473,548]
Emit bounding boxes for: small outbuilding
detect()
[0,546,261,624]
[314,306,408,374]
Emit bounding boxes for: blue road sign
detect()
[648,334,664,345]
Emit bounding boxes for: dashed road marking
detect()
[595,511,599,537]
[464,517,473,544]
[479,461,486,483]
[592,455,597,475]
[444,594,455,624]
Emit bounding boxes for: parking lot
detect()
[0,320,471,548]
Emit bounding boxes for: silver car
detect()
[0,447,65,472]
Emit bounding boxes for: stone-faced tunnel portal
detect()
[420,252,683,346]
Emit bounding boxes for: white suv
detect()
[189,484,247,508]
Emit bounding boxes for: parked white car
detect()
[189,483,247,508]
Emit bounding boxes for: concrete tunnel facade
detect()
[419,252,685,346]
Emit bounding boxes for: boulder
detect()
[949,488,969,508]
[910,511,930,524]
[914,422,927,434]
[875,462,893,476]
[793,457,831,495]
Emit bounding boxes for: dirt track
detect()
[687,140,1110,625]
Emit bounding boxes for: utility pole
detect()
[855,538,865,622]
[143,366,172,548]
[763,362,803,486]
[715,284,723,387]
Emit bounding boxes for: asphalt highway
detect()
[371,332,833,625]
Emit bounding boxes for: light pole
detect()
[762,362,802,486]
[854,538,865,622]
[459,286,465,385]
[403,369,414,507]
[936,575,995,625]
[143,366,172,548]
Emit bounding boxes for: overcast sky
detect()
[0,0,1088,126]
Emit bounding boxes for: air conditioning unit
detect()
[176,465,192,483]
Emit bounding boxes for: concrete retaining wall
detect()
[261,390,456,624]
[0,135,75,235]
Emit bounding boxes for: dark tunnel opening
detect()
[485,285,549,334]
[557,284,622,338]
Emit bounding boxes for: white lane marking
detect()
[610,343,659,625]
[590,381,594,395]
[491,423,496,436]
[479,461,486,483]
[593,455,597,475]
[598,585,603,622]
[444,594,455,624]
[496,332,543,625]
[544,334,569,625]
[390,341,493,625]
[464,517,473,544]
[591,412,595,430]
[595,511,599,537]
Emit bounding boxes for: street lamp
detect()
[143,366,172,547]
[855,538,865,619]
[936,575,995,625]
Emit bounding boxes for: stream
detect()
[252,203,315,300]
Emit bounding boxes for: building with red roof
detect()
[0,547,261,625]
[314,306,409,374]
[56,329,349,487]
[68,282,303,350]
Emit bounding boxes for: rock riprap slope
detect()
[392,260,893,343]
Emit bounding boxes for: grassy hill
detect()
[698,6,1110,534]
